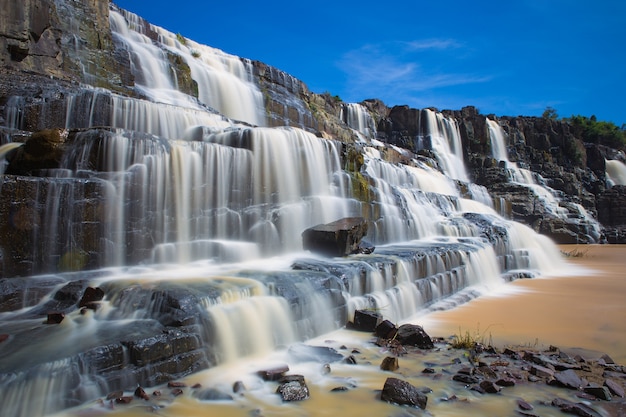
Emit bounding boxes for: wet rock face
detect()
[597,186,626,226]
[0,0,133,90]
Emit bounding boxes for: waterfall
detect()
[606,159,626,186]
[110,9,265,126]
[341,103,377,141]
[421,109,469,182]
[0,4,583,416]
[54,126,353,266]
[487,119,570,218]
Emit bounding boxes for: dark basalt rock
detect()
[350,309,382,332]
[394,324,434,349]
[302,217,368,257]
[551,397,603,417]
[380,377,428,409]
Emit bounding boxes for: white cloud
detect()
[336,39,491,105]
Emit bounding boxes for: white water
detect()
[110,9,264,126]
[421,109,469,181]
[0,142,23,175]
[606,159,626,186]
[341,103,377,141]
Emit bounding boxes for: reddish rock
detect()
[45,312,65,324]
[78,286,104,308]
[115,396,133,404]
[380,356,399,372]
[134,386,149,400]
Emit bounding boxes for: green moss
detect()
[58,250,89,272]
[350,172,371,202]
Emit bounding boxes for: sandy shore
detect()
[422,244,626,365]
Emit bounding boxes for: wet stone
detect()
[45,312,65,324]
[78,286,104,308]
[380,356,399,372]
[517,399,534,410]
[134,386,150,400]
[196,388,234,401]
[351,309,382,332]
[257,365,289,381]
[171,388,184,397]
[106,391,124,400]
[583,385,612,401]
[276,375,310,402]
[530,364,554,379]
[115,396,133,404]
[496,377,516,387]
[452,373,479,384]
[479,380,501,394]
[550,369,584,390]
[374,319,397,339]
[287,343,343,363]
[380,377,428,410]
[233,381,246,393]
[551,398,603,417]
[394,324,434,349]
[605,378,625,397]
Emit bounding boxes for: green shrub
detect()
[567,114,626,150]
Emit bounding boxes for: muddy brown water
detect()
[424,244,626,365]
[55,244,626,417]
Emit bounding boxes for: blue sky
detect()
[114,1,625,125]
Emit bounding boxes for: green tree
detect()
[567,115,626,150]
[542,106,559,120]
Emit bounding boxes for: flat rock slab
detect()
[302,217,368,257]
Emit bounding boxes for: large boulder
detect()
[302,217,368,257]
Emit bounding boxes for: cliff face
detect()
[1,0,625,280]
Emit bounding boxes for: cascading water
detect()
[0,4,580,417]
[606,159,626,186]
[420,109,469,182]
[486,119,601,241]
[341,103,377,141]
[109,8,265,126]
